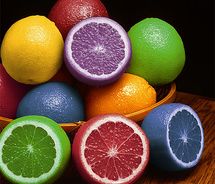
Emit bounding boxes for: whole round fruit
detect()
[0,115,71,184]
[64,17,131,86]
[127,18,185,86]
[72,114,150,184]
[0,64,30,118]
[1,15,64,84]
[141,103,204,171]
[48,0,108,39]
[85,73,156,119]
[16,82,85,123]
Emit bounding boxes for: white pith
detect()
[0,121,62,183]
[65,17,130,79]
[167,106,204,168]
[80,115,148,184]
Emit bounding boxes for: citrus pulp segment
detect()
[72,114,149,184]
[0,116,71,184]
[141,103,204,171]
[64,17,131,86]
[167,107,204,168]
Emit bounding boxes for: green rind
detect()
[127,18,185,86]
[0,115,71,184]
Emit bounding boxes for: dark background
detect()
[1,0,214,97]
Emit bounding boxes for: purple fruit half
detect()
[64,17,131,86]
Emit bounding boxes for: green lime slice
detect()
[0,115,71,184]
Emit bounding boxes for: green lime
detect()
[127,18,185,86]
[0,115,71,184]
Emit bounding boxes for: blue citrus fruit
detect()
[16,82,85,123]
[141,103,204,171]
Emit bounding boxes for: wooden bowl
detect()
[0,83,176,133]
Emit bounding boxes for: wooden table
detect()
[135,92,215,184]
[1,92,215,184]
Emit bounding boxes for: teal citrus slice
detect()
[127,18,185,86]
[141,103,204,171]
[0,115,71,184]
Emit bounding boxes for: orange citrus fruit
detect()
[85,73,156,119]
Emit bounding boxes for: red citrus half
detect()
[72,114,149,184]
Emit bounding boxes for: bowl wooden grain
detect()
[0,83,176,133]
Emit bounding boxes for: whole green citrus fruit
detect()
[127,18,185,86]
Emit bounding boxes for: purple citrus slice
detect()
[64,17,131,86]
[72,114,149,184]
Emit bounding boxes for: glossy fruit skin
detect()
[0,64,30,118]
[141,103,204,171]
[72,114,150,184]
[16,82,85,123]
[85,73,156,119]
[48,0,108,39]
[1,15,63,84]
[127,18,185,86]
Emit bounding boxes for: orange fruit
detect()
[48,0,109,39]
[85,73,156,119]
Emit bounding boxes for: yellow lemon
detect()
[1,15,64,84]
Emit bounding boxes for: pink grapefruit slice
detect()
[64,17,131,86]
[72,114,149,184]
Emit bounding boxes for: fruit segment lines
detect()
[80,115,148,183]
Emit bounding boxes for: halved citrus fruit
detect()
[141,103,204,171]
[0,115,71,184]
[64,17,131,86]
[72,114,149,184]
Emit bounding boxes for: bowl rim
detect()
[125,82,176,121]
[0,83,176,132]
